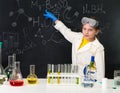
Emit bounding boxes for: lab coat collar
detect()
[77,37,99,53]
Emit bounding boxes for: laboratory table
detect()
[0,79,120,93]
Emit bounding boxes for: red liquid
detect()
[10,80,24,86]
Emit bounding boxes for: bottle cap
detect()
[0,42,3,48]
[91,56,95,62]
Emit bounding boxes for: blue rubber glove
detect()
[44,9,58,22]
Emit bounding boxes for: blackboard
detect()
[0,0,120,78]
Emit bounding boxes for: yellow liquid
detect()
[76,77,79,84]
[57,72,60,84]
[57,77,60,84]
[27,78,38,84]
[47,77,52,84]
[47,71,51,84]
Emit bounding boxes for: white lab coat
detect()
[54,21,105,81]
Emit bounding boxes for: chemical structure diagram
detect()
[9,0,32,27]
[32,0,72,45]
[6,0,36,54]
[7,0,74,54]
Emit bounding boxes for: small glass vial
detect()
[9,61,24,86]
[5,55,15,81]
[26,65,38,84]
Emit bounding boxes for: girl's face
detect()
[82,23,99,41]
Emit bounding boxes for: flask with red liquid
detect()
[9,61,24,86]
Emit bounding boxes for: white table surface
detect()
[0,79,119,93]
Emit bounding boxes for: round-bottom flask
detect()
[26,65,38,84]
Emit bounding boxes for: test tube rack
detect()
[47,64,81,85]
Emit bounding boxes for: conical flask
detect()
[26,65,38,84]
[9,61,24,86]
[5,54,16,81]
[0,42,7,85]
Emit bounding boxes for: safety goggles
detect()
[81,17,99,27]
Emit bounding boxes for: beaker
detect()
[114,70,120,88]
[26,65,38,84]
[9,61,24,86]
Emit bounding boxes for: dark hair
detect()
[89,16,100,30]
[88,16,101,39]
